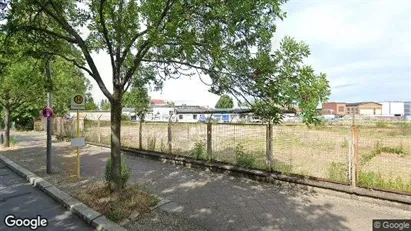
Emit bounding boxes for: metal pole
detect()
[46,58,52,174]
[77,109,80,178]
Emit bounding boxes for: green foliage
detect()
[101,101,111,111]
[235,144,256,168]
[121,115,130,121]
[190,141,206,160]
[359,171,411,192]
[9,135,18,146]
[147,137,156,151]
[105,155,130,189]
[273,162,293,174]
[327,162,348,182]
[361,141,408,165]
[123,85,150,121]
[215,95,234,109]
[85,93,98,110]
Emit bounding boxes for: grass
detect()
[327,162,348,182]
[76,182,158,223]
[359,171,411,193]
[9,136,18,146]
[361,141,409,165]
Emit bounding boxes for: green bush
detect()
[121,115,130,121]
[327,162,348,182]
[235,144,255,168]
[105,154,130,189]
[190,141,206,159]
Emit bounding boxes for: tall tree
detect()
[2,0,325,192]
[215,95,234,109]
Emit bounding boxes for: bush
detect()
[105,154,130,189]
[235,144,255,168]
[190,141,206,159]
[121,115,130,121]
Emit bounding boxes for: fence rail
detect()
[50,117,411,194]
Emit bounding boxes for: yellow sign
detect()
[71,94,85,110]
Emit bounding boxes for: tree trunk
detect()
[3,107,11,147]
[109,87,123,192]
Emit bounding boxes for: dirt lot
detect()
[84,121,411,188]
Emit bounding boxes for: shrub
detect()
[327,162,348,182]
[121,115,130,121]
[235,144,255,168]
[105,154,131,189]
[190,141,206,159]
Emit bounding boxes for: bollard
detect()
[0,133,3,144]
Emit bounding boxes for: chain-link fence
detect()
[56,117,411,194]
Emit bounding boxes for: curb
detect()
[87,142,411,210]
[0,154,127,231]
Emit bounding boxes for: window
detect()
[338,106,344,112]
[193,114,198,120]
[179,115,183,120]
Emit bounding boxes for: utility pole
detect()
[46,57,52,174]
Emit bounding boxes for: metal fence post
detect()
[350,125,359,187]
[206,122,212,160]
[266,121,273,171]
[168,118,172,154]
[97,115,102,143]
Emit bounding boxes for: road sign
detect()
[71,94,85,110]
[42,107,53,118]
[71,137,86,147]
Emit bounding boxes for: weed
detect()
[359,171,411,192]
[9,136,18,146]
[105,154,131,189]
[274,162,293,174]
[362,141,408,165]
[327,162,348,182]
[159,139,166,153]
[190,141,206,159]
[341,137,348,148]
[375,121,388,128]
[235,144,256,168]
[147,137,156,151]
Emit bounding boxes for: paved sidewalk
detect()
[0,162,93,231]
[3,132,411,231]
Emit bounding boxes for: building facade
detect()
[321,102,347,116]
[381,101,411,117]
[346,102,382,115]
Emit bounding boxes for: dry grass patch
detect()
[76,182,158,223]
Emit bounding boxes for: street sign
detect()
[42,107,53,118]
[71,137,86,147]
[71,94,85,110]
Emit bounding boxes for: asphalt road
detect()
[0,163,94,231]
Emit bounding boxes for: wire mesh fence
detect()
[55,117,411,194]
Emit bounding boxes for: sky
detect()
[86,0,411,108]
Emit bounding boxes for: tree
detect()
[3,0,312,192]
[250,37,330,125]
[85,93,98,110]
[101,100,111,111]
[215,95,234,109]
[123,85,150,149]
[0,56,43,147]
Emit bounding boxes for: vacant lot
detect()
[84,121,411,192]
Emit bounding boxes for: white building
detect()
[381,101,411,117]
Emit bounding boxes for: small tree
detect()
[85,93,98,110]
[123,84,150,149]
[215,95,234,109]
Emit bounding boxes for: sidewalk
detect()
[3,132,411,231]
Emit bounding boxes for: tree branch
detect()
[99,0,116,74]
[14,25,77,43]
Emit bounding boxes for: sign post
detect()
[71,94,85,178]
[42,107,53,173]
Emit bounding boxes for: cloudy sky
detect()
[87,0,411,107]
